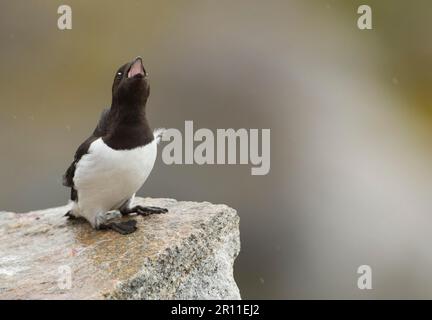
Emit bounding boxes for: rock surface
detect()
[0,197,241,299]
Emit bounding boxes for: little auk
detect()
[63,56,167,234]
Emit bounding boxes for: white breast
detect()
[73,138,157,217]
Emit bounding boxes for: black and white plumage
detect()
[63,57,167,234]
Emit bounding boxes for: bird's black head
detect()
[111,56,149,107]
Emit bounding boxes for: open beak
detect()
[127,56,146,78]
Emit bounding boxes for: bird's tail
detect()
[153,128,166,144]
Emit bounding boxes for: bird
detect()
[62,56,167,234]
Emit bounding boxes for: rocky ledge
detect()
[0,197,241,299]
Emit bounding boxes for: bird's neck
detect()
[103,103,154,150]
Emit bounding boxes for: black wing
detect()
[62,108,111,200]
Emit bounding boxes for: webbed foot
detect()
[64,210,77,220]
[121,205,168,216]
[100,220,137,235]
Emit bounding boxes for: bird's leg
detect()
[121,205,168,216]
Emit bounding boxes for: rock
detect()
[0,197,241,300]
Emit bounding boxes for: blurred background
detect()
[1,0,432,298]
